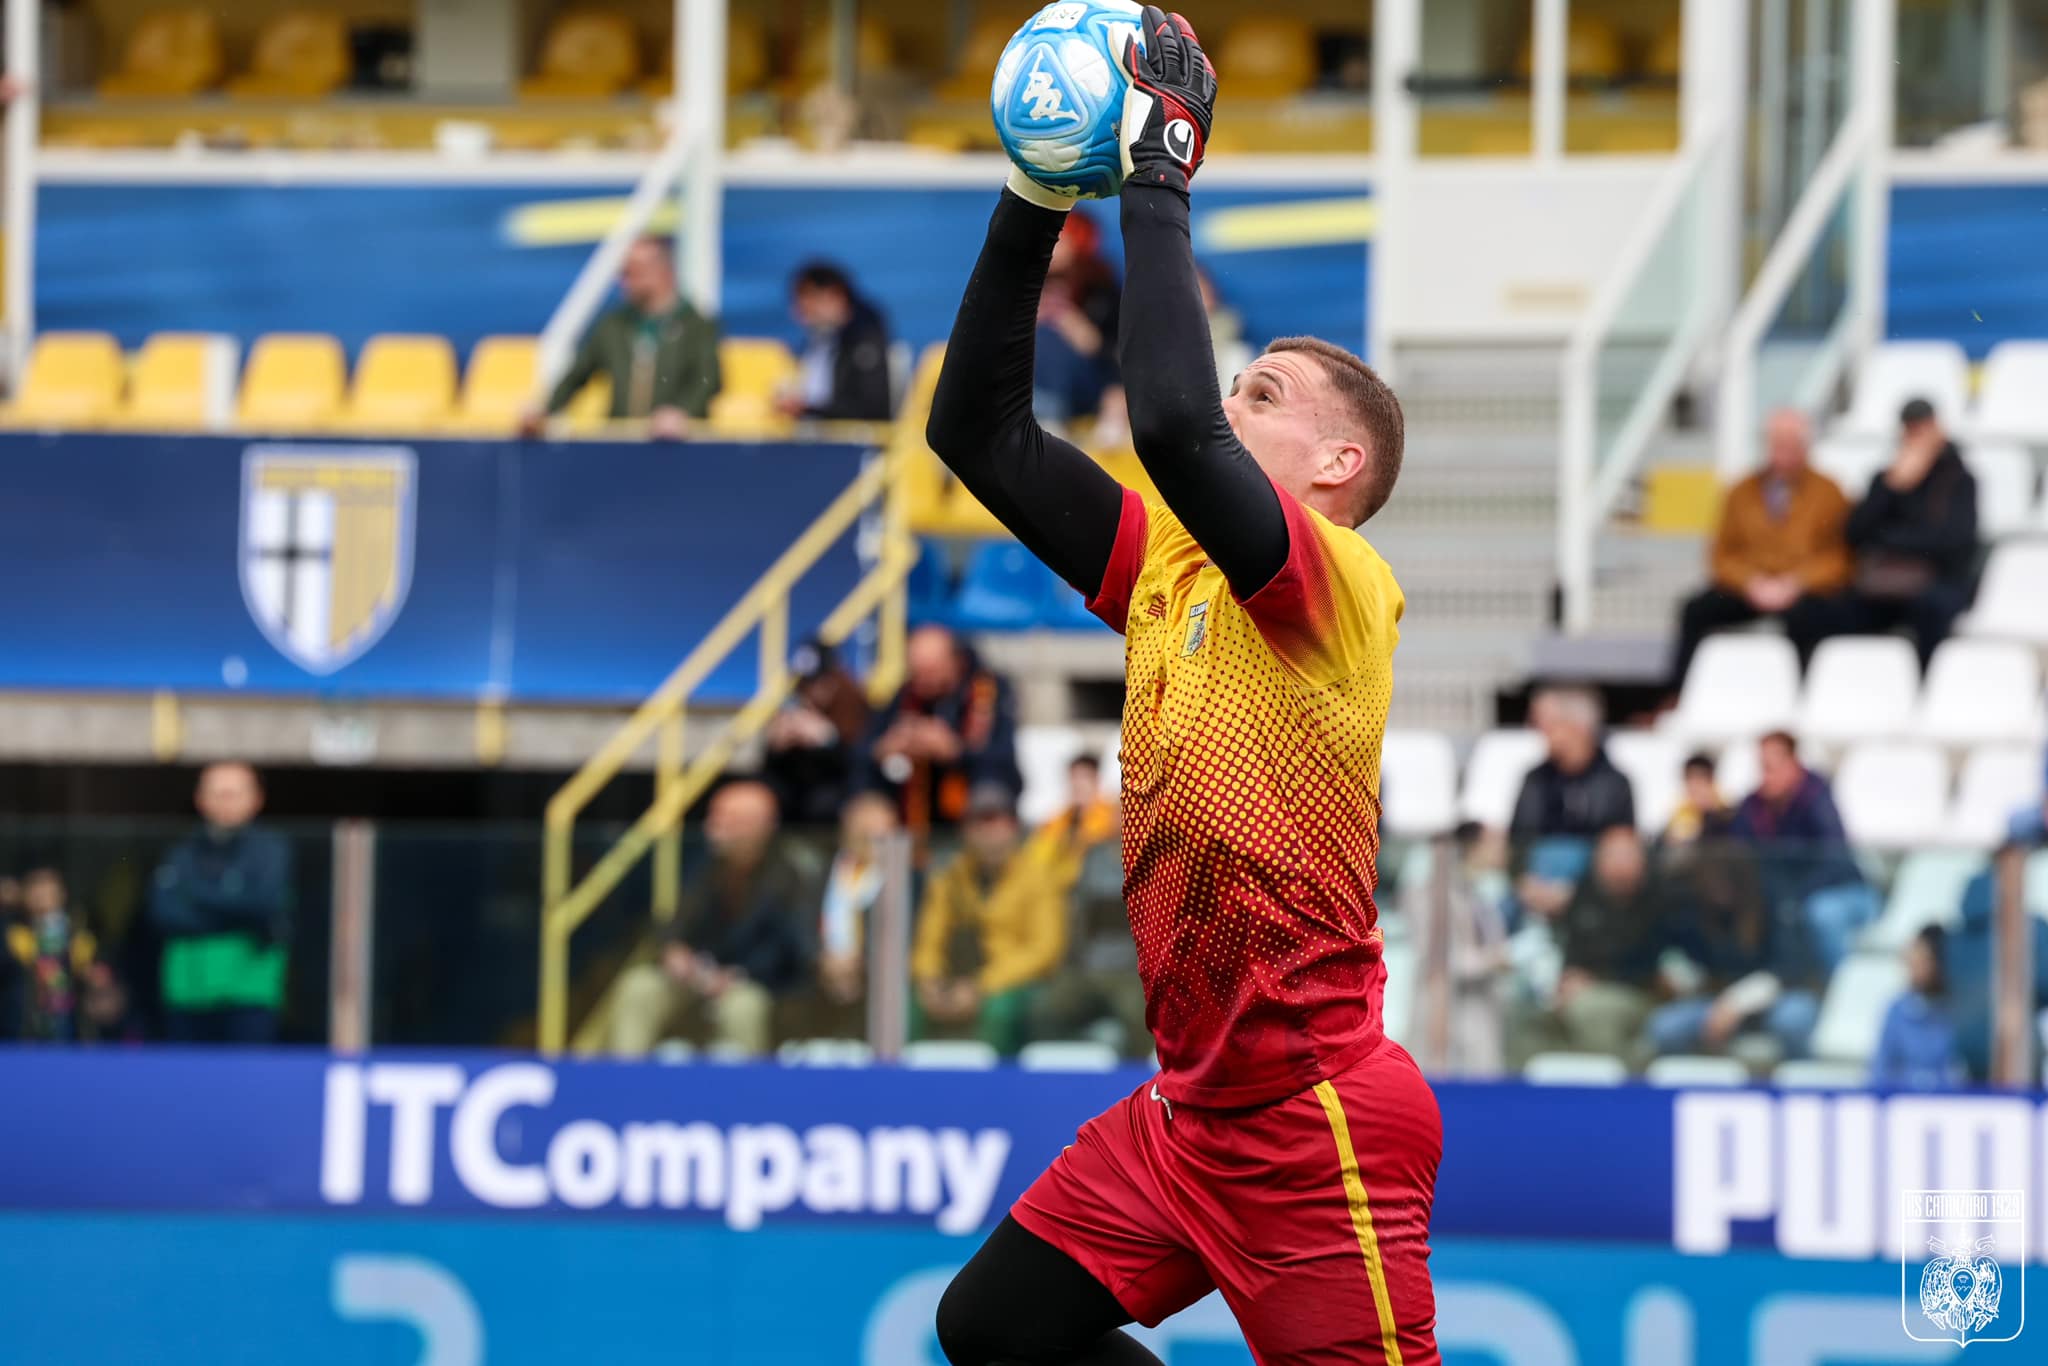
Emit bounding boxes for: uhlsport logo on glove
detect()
[1163,118,1197,166]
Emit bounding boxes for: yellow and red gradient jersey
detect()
[1089,483,1404,1107]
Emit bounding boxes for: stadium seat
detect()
[953,541,1058,631]
[1913,639,2044,749]
[1969,443,2040,540]
[1947,747,2046,848]
[1833,742,1950,848]
[110,332,239,432]
[1016,724,1086,829]
[1379,729,1460,837]
[1810,435,1886,498]
[452,335,539,433]
[98,9,225,98]
[1969,340,2048,442]
[561,373,615,432]
[1018,1041,1120,1072]
[227,11,352,99]
[1836,340,1971,439]
[236,333,346,430]
[1673,634,1800,744]
[1867,849,1981,946]
[5,332,123,428]
[1642,16,1684,82]
[1771,1059,1871,1089]
[936,19,1017,101]
[342,334,456,432]
[707,337,799,435]
[1522,1052,1629,1086]
[1811,950,1908,1062]
[1796,636,1919,748]
[776,1038,876,1066]
[1644,1055,1748,1087]
[901,1039,999,1070]
[1457,729,1546,829]
[1606,730,1683,833]
[1513,14,1626,83]
[521,10,641,98]
[1218,19,1317,100]
[1960,542,2048,646]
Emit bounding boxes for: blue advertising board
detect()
[0,434,869,701]
[0,1051,2040,1363]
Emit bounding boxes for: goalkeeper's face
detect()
[1223,353,1371,520]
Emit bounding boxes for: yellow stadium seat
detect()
[449,335,539,434]
[342,334,456,432]
[228,11,352,99]
[522,10,641,99]
[1219,18,1317,101]
[642,13,770,98]
[1515,14,1626,83]
[707,337,798,437]
[1643,18,1683,83]
[791,17,893,92]
[109,332,238,431]
[237,333,346,430]
[561,374,614,433]
[936,19,1016,102]
[98,10,225,98]
[6,332,123,428]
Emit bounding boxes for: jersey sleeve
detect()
[1085,486,1151,633]
[1234,488,1403,685]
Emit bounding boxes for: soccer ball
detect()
[992,1,1147,202]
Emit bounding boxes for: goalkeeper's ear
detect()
[1005,166,1077,213]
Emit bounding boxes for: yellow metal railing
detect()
[538,436,915,1054]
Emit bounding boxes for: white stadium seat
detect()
[1946,747,2045,848]
[1970,443,2041,540]
[1716,737,1764,805]
[1379,728,1460,837]
[1811,435,1886,498]
[1017,1041,1120,1072]
[1866,849,1982,947]
[1458,728,1546,829]
[1606,730,1683,833]
[1913,639,2045,749]
[1796,636,1919,748]
[1962,542,2048,646]
[1522,1052,1629,1086]
[901,1040,999,1070]
[1811,950,1910,1063]
[1833,741,1951,848]
[1016,724,1085,828]
[1771,1059,1871,1090]
[1674,634,1800,743]
[1644,1055,1749,1087]
[1970,340,2048,443]
[1836,340,1971,439]
[777,1038,877,1066]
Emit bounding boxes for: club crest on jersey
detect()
[1180,600,1210,656]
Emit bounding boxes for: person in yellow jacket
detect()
[1025,753,1120,891]
[911,783,1068,1056]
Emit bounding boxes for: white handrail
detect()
[3,0,42,383]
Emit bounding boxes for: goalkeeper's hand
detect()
[1120,6,1217,194]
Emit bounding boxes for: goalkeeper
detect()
[923,8,1440,1366]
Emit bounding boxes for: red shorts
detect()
[1012,1040,1441,1366]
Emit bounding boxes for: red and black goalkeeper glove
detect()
[1119,6,1217,195]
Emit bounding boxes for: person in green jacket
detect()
[520,235,722,440]
[149,763,294,1044]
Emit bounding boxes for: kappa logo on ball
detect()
[1902,1189,2026,1347]
[1021,55,1085,125]
[1163,119,1197,166]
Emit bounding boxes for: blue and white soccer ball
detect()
[992,1,1147,202]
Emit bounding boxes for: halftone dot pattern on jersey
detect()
[1094,487,1405,1108]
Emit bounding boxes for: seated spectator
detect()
[521,235,721,440]
[1663,751,1733,848]
[1517,827,1667,1066]
[1872,926,1964,1090]
[1729,732,1877,974]
[815,791,898,1022]
[1034,212,1122,428]
[1945,846,2048,1081]
[911,784,1067,1057]
[3,867,101,1043]
[1816,398,1980,664]
[781,261,895,421]
[1670,409,1852,684]
[609,779,815,1058]
[1508,686,1635,920]
[1648,839,1820,1061]
[763,639,872,825]
[1026,753,1119,890]
[149,763,293,1044]
[1030,773,1142,1054]
[861,623,1021,839]
[1408,821,1512,1077]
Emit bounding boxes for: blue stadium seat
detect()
[906,540,954,619]
[953,541,1049,629]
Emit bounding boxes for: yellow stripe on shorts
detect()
[1313,1080,1404,1366]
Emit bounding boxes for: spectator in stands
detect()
[1508,686,1635,920]
[911,783,1067,1057]
[1663,752,1733,848]
[1408,821,1511,1076]
[1648,856,1820,1062]
[815,791,898,1025]
[1729,732,1877,974]
[1030,761,1141,1053]
[1817,398,1980,665]
[781,261,894,422]
[763,639,871,826]
[520,235,721,440]
[860,624,1021,839]
[609,779,815,1058]
[149,763,293,1044]
[3,867,101,1043]
[1026,753,1119,890]
[1872,925,1964,1089]
[1945,845,2048,1081]
[1669,408,1851,686]
[1034,212,1123,429]
[1520,827,1667,1064]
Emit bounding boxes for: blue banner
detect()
[1889,181,2048,357]
[0,435,868,700]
